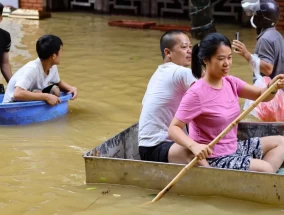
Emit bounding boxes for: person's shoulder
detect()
[14,61,37,77]
[50,64,59,72]
[0,28,11,42]
[188,78,204,92]
[156,62,184,77]
[224,75,246,86]
[259,28,281,43]
[157,62,193,82]
[0,28,10,36]
[21,59,41,71]
[224,75,238,82]
[175,65,192,73]
[28,58,40,66]
[224,75,235,80]
[159,62,179,71]
[171,63,192,78]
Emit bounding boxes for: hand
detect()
[45,94,61,106]
[268,74,284,91]
[232,40,251,60]
[188,143,213,160]
[67,87,78,100]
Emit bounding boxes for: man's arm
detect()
[232,40,274,76]
[241,50,273,76]
[57,81,78,100]
[1,52,12,83]
[14,87,60,106]
[260,61,273,76]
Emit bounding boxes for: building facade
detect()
[15,0,284,30]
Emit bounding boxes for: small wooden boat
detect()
[83,122,284,206]
[108,20,156,29]
[150,24,191,32]
[0,93,72,125]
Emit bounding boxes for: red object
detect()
[108,20,156,29]
[150,24,191,32]
[255,77,284,122]
[244,76,284,122]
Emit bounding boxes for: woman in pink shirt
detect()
[168,32,284,173]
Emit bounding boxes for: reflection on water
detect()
[0,12,280,214]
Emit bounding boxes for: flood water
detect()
[0,12,283,214]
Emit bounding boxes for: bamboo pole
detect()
[151,80,279,203]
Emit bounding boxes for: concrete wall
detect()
[19,0,44,11]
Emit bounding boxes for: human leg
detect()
[235,137,273,172]
[139,142,174,163]
[259,135,284,172]
[248,159,273,172]
[42,84,60,97]
[32,89,42,93]
[206,153,273,172]
[139,142,209,166]
[50,85,60,97]
[234,136,283,173]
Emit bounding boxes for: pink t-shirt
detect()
[175,76,246,158]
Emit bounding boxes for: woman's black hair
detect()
[191,32,231,79]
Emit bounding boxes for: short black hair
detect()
[0,3,4,15]
[160,30,186,59]
[36,35,63,60]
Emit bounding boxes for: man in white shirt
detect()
[3,34,77,105]
[139,30,209,166]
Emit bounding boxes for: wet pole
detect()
[189,0,216,40]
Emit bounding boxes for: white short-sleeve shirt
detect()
[3,58,60,103]
[138,62,196,147]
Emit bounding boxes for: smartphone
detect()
[235,31,239,52]
[235,31,239,41]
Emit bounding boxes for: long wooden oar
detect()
[151,80,279,203]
